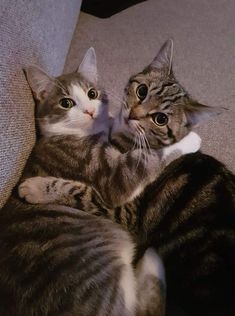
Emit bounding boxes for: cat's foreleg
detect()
[18,176,89,206]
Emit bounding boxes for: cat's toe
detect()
[18,179,44,204]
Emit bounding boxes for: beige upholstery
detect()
[0,0,81,207]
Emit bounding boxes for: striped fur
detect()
[0,48,167,316]
[19,40,235,316]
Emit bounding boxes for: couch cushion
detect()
[0,0,81,207]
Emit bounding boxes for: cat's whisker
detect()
[133,124,151,169]
[139,133,149,169]
[142,133,152,155]
[135,133,143,170]
[131,132,139,151]
[134,123,151,155]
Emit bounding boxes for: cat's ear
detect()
[184,100,224,127]
[78,47,98,84]
[24,65,55,102]
[150,39,174,75]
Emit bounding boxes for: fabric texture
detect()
[64,0,235,173]
[0,0,81,207]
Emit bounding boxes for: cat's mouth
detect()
[83,110,95,119]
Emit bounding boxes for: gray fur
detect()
[1,48,168,316]
[17,41,233,316]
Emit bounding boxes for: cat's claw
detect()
[18,177,52,204]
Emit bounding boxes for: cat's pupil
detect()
[153,112,168,126]
[136,84,148,101]
[59,98,75,109]
[88,88,98,99]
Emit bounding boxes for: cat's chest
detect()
[31,134,107,181]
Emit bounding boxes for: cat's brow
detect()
[129,79,141,84]
[161,102,172,110]
[151,82,175,96]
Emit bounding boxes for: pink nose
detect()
[84,109,94,118]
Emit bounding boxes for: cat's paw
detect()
[162,132,201,158]
[18,177,52,204]
[180,131,201,154]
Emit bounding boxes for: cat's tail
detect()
[136,248,166,316]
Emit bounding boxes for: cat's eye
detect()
[153,112,168,126]
[59,98,75,109]
[136,84,148,101]
[88,88,98,99]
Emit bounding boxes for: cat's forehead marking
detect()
[68,83,101,110]
[69,84,87,102]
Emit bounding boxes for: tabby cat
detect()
[20,40,235,316]
[0,48,169,316]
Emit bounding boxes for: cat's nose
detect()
[84,109,95,118]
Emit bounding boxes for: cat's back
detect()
[0,201,136,316]
[138,152,235,316]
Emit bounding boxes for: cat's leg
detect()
[18,176,89,206]
[136,248,166,316]
[18,176,138,232]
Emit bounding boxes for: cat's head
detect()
[114,39,220,150]
[25,48,109,138]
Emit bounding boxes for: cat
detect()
[18,43,201,213]
[0,48,168,316]
[19,40,235,316]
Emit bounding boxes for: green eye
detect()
[153,112,168,126]
[88,88,98,99]
[136,84,148,101]
[59,98,75,109]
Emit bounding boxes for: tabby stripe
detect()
[122,205,133,228]
[27,248,118,305]
[151,82,175,96]
[167,126,176,142]
[68,185,85,196]
[91,192,109,216]
[51,179,58,188]
[1,209,91,225]
[146,159,221,238]
[115,207,122,224]
[162,92,186,103]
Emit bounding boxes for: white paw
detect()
[18,177,51,204]
[180,131,201,154]
[139,248,165,285]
